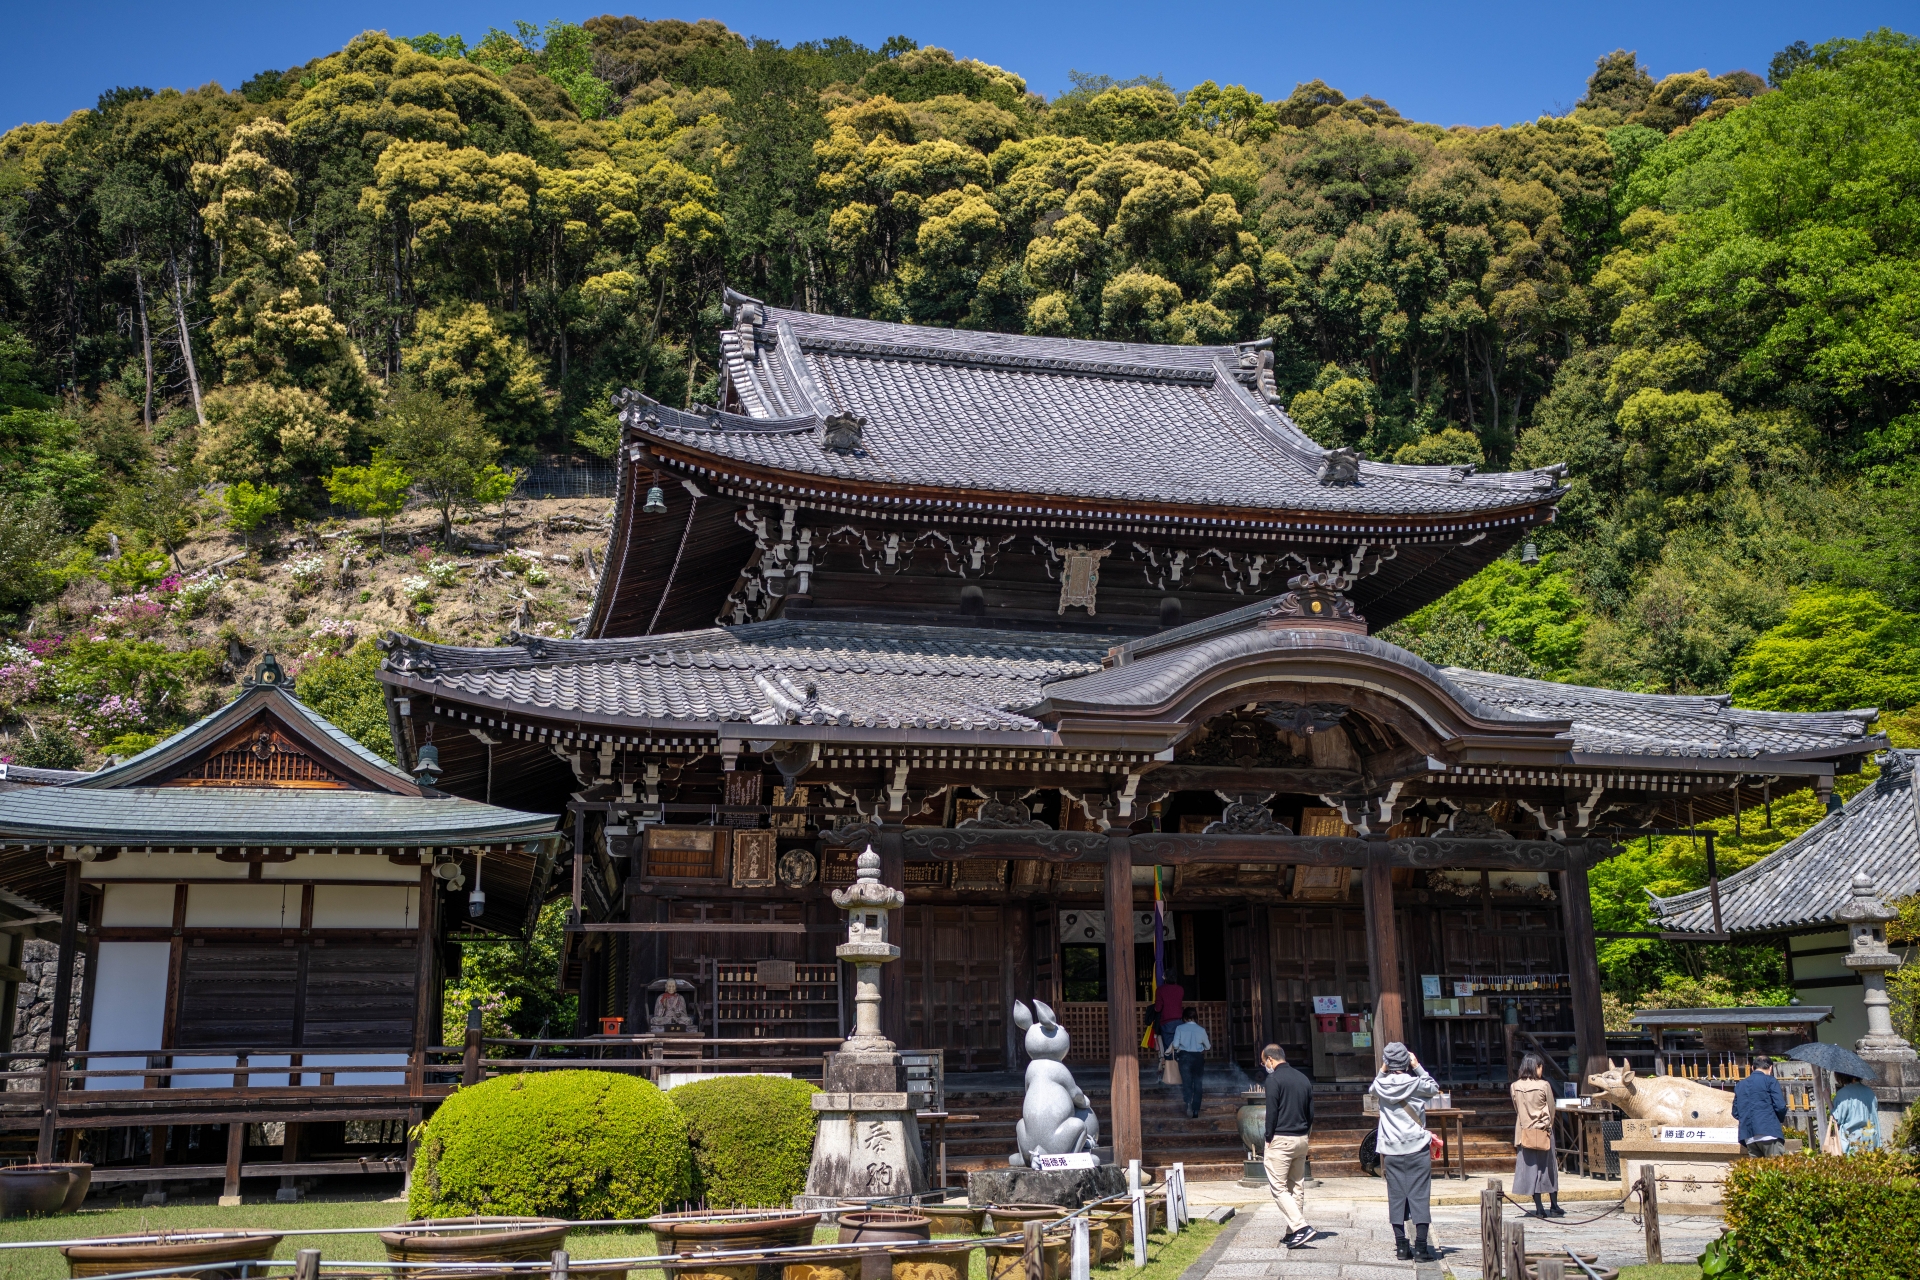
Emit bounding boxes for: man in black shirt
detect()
[1261,1044,1315,1248]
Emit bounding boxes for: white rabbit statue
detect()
[1010,999,1100,1166]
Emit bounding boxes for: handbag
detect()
[1518,1126,1553,1151]
[1428,1130,1445,1160]
[1162,1056,1181,1085]
[1822,1118,1845,1157]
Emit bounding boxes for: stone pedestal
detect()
[1611,1142,1742,1208]
[965,1164,1127,1208]
[803,1049,928,1201]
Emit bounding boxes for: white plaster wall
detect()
[263,855,422,882]
[83,941,170,1090]
[83,851,248,880]
[311,885,416,929]
[184,883,298,928]
[99,884,178,928]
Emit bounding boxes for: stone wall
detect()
[10,938,86,1057]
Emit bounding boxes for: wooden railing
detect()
[434,1034,848,1086]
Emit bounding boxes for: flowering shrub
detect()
[308,618,359,650]
[72,692,150,738]
[425,558,463,588]
[524,563,551,586]
[0,645,45,715]
[50,638,218,738]
[400,575,433,601]
[502,552,532,575]
[283,556,328,592]
[169,571,225,618]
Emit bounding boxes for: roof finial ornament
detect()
[1317,447,1363,486]
[1260,571,1366,633]
[247,653,286,687]
[821,411,867,456]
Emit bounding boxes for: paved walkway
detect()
[1184,1180,1725,1279]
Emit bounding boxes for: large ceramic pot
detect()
[1,1165,74,1219]
[654,1210,822,1254]
[887,1245,974,1280]
[836,1212,931,1245]
[920,1203,986,1236]
[63,1231,282,1279]
[980,1204,1064,1232]
[1088,1210,1132,1264]
[51,1163,92,1214]
[983,1238,1068,1280]
[381,1216,628,1280]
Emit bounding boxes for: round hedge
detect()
[410,1070,693,1219]
[668,1075,819,1208]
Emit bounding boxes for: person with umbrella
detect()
[1786,1042,1885,1154]
[1831,1073,1880,1152]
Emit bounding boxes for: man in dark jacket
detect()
[1732,1055,1788,1157]
[1261,1044,1315,1248]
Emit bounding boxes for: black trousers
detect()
[1176,1051,1206,1113]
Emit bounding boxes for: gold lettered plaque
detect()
[731,829,778,888]
[644,826,727,879]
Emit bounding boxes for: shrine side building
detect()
[378,294,1883,1165]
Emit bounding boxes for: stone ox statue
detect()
[1587,1059,1736,1128]
[1009,1000,1099,1166]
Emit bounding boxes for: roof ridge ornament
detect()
[246,653,287,687]
[1260,571,1367,634]
[821,410,867,456]
[1317,447,1363,485]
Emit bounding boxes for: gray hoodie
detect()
[1370,1066,1440,1156]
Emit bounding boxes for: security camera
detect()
[468,888,486,918]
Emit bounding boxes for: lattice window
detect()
[166,724,350,789]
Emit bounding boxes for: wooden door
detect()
[1225,904,1257,1063]
[902,905,1005,1071]
[1266,906,1371,1051]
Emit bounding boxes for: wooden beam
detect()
[567,922,805,933]
[1361,855,1404,1065]
[1105,835,1140,1167]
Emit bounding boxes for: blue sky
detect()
[5,1,1912,131]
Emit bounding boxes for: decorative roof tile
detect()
[1654,751,1920,933]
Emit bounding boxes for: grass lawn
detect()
[1618,1267,1702,1280]
[0,1202,1216,1280]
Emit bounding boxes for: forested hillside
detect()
[2,20,1918,1016]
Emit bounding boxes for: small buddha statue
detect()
[649,980,696,1032]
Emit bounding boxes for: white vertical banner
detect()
[1129,1158,1148,1267]
[1070,1216,1090,1280]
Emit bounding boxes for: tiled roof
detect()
[388,612,1881,767]
[387,621,1116,734]
[0,786,557,847]
[1440,670,1880,761]
[626,300,1566,520]
[1654,751,1920,934]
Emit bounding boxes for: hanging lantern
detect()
[643,470,668,515]
[1519,542,1540,566]
[412,741,443,787]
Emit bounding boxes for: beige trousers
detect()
[1263,1132,1311,1232]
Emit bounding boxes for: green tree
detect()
[1729,588,1920,712]
[325,451,414,551]
[375,382,500,541]
[197,383,352,501]
[108,461,208,570]
[473,463,522,541]
[401,304,549,449]
[293,639,395,760]
[219,480,281,549]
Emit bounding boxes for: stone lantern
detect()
[1837,872,1919,1076]
[801,847,928,1203]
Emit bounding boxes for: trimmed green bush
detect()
[1723,1149,1920,1279]
[669,1075,819,1207]
[410,1070,693,1219]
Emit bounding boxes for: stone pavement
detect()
[1183,1181,1726,1279]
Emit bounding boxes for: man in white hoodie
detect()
[1368,1041,1440,1262]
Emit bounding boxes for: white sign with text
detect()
[1658,1126,1739,1144]
[1033,1152,1100,1171]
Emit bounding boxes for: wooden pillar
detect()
[1002,903,1024,1072]
[1250,904,1275,1052]
[1560,863,1607,1088]
[1361,854,1404,1065]
[410,864,438,1097]
[0,926,23,1055]
[1104,836,1140,1166]
[35,859,81,1163]
[876,830,907,1049]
